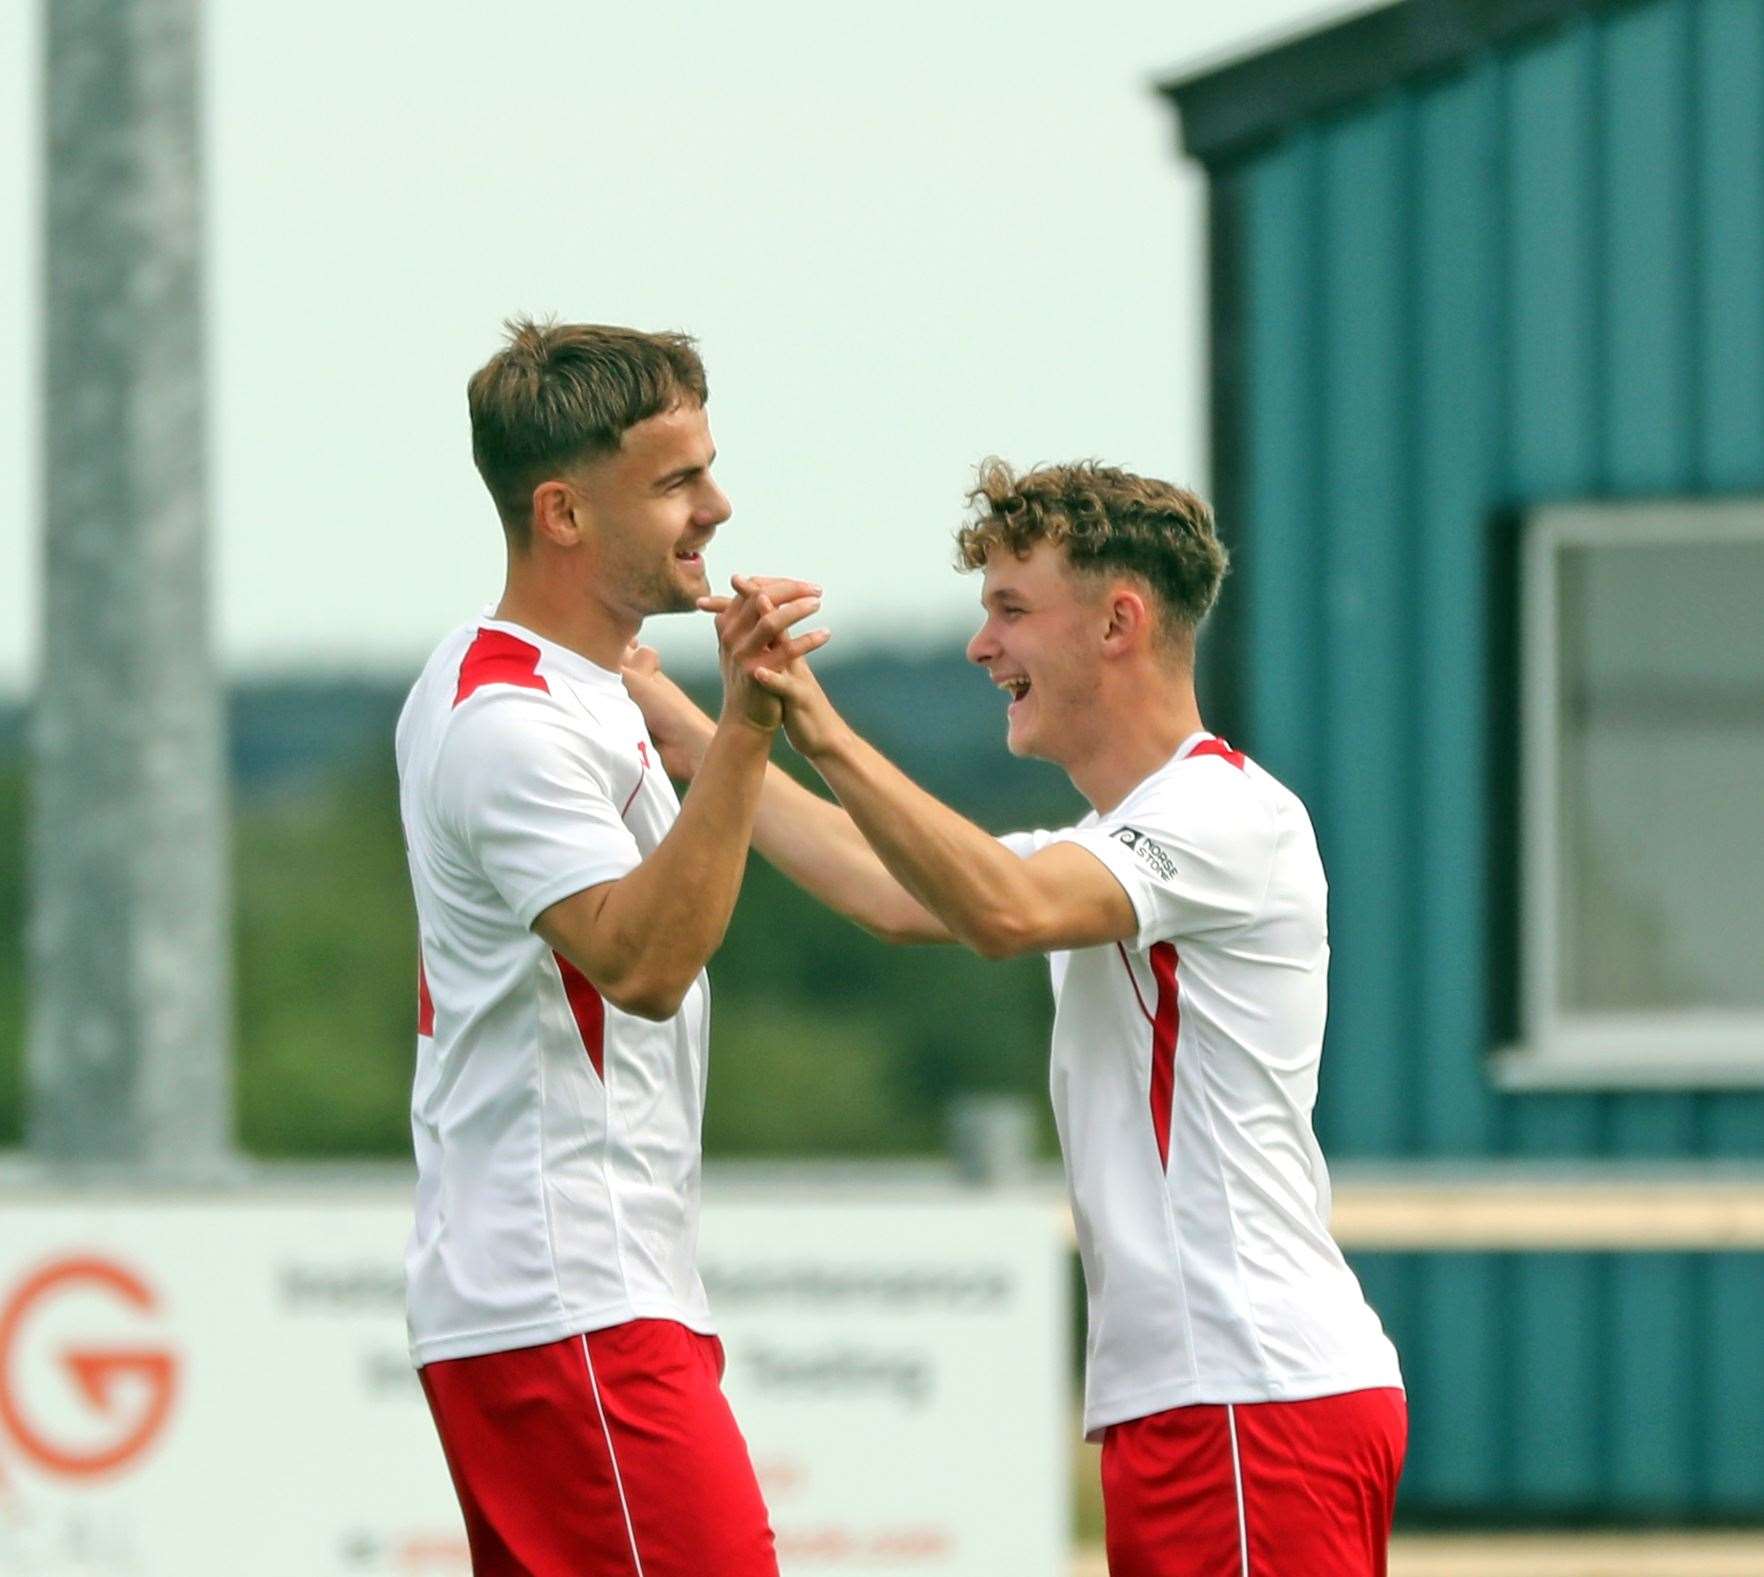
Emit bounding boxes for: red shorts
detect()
[1101,1387,1407,1577]
[419,1319,777,1576]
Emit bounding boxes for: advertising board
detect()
[0,1189,1067,1575]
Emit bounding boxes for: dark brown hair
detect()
[956,458,1228,642]
[467,318,708,533]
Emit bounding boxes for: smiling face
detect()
[568,401,730,618]
[965,540,1109,763]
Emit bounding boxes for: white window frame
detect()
[1493,498,1764,1090]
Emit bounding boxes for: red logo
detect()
[637,741,651,769]
[0,1257,180,1481]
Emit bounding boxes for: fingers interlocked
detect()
[704,574,829,673]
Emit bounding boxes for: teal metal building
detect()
[1165,0,1764,1522]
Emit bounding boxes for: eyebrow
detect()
[654,449,717,489]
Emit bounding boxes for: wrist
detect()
[714,707,780,745]
[803,719,857,765]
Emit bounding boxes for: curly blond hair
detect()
[956,459,1228,639]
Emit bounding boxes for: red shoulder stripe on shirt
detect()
[1189,737,1246,770]
[454,627,549,707]
[553,951,606,1080]
[1148,942,1179,1171]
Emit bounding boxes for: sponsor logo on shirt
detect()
[1110,825,1176,880]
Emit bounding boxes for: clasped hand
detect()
[697,574,829,734]
[700,575,842,756]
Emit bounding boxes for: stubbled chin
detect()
[649,572,704,615]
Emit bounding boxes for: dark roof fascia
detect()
[1162,0,1612,168]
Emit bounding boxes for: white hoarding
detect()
[0,1190,1067,1575]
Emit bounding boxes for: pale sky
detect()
[0,0,1377,696]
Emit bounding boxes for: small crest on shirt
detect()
[1111,825,1176,880]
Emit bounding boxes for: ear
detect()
[529,479,585,550]
[1100,586,1150,658]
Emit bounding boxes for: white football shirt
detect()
[1004,732,1402,1438]
[395,616,714,1367]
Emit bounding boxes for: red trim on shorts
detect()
[417,951,435,1038]
[454,628,549,707]
[1189,736,1247,770]
[1102,1388,1407,1577]
[419,1321,777,1577]
[1148,943,1179,1171]
[553,951,606,1079]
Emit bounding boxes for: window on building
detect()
[1497,500,1764,1088]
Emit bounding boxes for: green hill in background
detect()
[0,642,1084,1159]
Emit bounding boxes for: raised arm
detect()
[622,640,951,945]
[750,647,1138,960]
[534,585,828,1019]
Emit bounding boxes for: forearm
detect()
[806,726,1044,957]
[552,580,832,1015]
[656,703,948,943]
[753,766,951,943]
[582,717,773,1010]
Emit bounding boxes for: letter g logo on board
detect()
[0,1256,180,1482]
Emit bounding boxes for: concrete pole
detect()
[30,0,232,1174]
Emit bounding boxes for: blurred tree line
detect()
[0,643,1085,1160]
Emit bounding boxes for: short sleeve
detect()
[438,691,642,927]
[997,828,1056,860]
[1045,788,1273,952]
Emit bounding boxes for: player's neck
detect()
[1066,687,1206,816]
[493,564,635,673]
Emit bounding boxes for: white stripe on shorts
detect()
[580,1334,646,1577]
[1227,1403,1249,1576]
